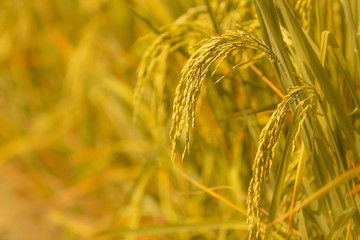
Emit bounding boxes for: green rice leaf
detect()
[326,207,356,240]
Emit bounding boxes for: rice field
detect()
[0,0,359,239]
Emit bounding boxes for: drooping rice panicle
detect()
[170,30,273,162]
[246,86,310,238]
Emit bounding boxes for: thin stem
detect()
[250,64,285,99]
[127,4,161,34]
[204,0,221,34]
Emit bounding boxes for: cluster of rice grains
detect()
[169,29,273,162]
[246,86,315,238]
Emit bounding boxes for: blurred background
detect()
[0,0,169,239]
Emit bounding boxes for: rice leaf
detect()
[326,208,357,240]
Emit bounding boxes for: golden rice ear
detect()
[246,86,314,239]
[169,29,274,163]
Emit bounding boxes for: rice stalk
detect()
[246,86,312,239]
